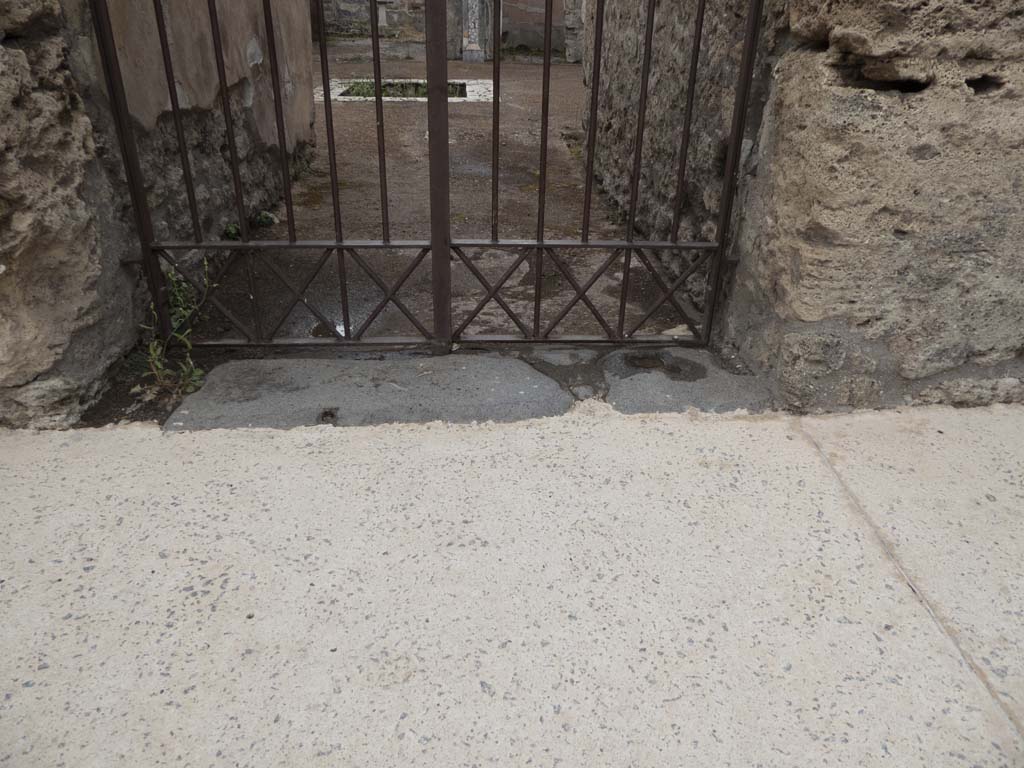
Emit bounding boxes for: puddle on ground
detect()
[623,353,707,382]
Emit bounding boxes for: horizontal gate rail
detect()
[151,239,718,252]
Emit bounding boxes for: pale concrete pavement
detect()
[2,403,1022,766]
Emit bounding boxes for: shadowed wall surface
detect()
[0,0,313,427]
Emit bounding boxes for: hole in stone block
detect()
[833,62,932,93]
[966,74,1005,95]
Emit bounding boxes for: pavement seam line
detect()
[793,416,1024,741]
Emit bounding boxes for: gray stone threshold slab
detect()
[165,349,771,430]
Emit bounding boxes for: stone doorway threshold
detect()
[163,347,771,431]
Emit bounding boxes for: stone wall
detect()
[585,0,1024,410]
[561,0,582,63]
[322,0,425,39]
[503,0,562,52]
[502,0,582,61]
[0,0,314,428]
[321,0,579,62]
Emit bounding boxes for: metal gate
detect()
[91,0,763,351]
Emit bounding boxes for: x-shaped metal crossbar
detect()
[345,248,433,340]
[452,247,531,338]
[627,249,711,338]
[158,249,257,341]
[542,248,619,339]
[259,249,342,341]
[453,249,534,337]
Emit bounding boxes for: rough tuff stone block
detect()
[0,2,132,428]
[725,51,1024,408]
[0,0,314,428]
[788,0,1024,60]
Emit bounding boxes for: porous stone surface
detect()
[0,0,138,428]
[0,1,314,428]
[725,51,1024,410]
[915,377,1024,408]
[788,0,1024,60]
[587,0,1024,410]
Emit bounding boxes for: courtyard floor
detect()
[2,395,1022,766]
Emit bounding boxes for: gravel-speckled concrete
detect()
[802,407,1024,734]
[2,404,1022,766]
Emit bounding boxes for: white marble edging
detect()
[314,78,494,103]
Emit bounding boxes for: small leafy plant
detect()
[139,264,210,398]
[253,210,278,228]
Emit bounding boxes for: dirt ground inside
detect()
[192,39,701,344]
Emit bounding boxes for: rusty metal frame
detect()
[90,0,763,349]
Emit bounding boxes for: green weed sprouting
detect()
[140,262,211,397]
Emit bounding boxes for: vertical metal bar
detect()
[620,0,654,340]
[89,0,171,338]
[490,0,502,242]
[533,248,543,338]
[207,0,249,242]
[625,0,657,243]
[337,249,352,338]
[617,250,632,338]
[369,0,392,242]
[671,0,706,243]
[316,0,349,338]
[581,0,606,243]
[244,252,263,341]
[262,0,297,242]
[532,0,554,338]
[702,0,763,342]
[152,0,202,243]
[424,0,452,348]
[535,0,554,242]
[315,0,344,242]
